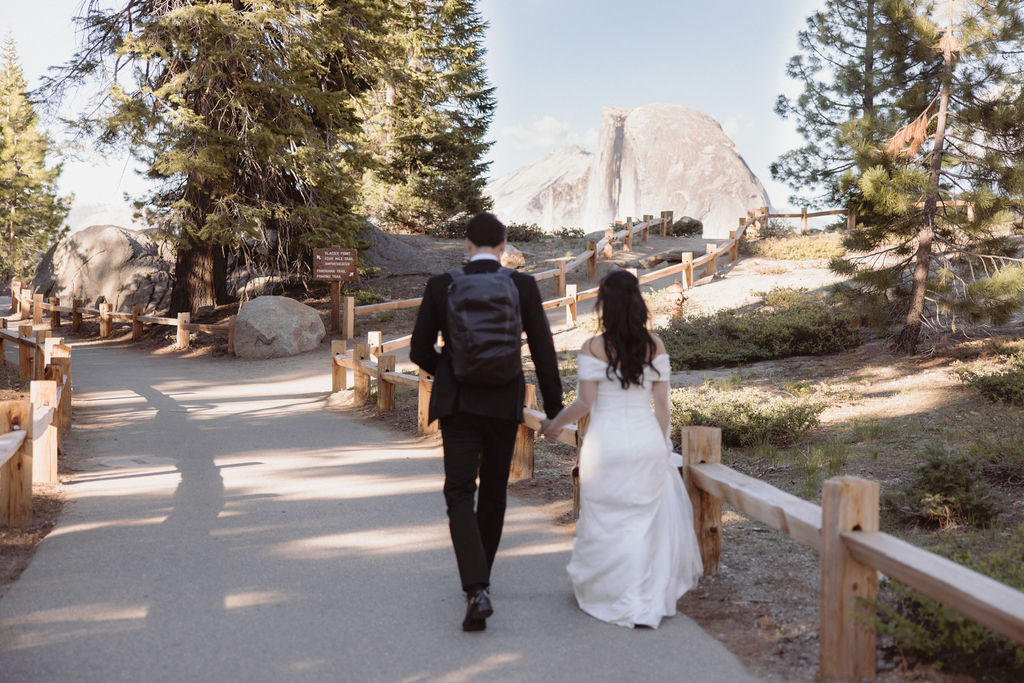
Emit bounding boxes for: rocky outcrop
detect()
[31,225,174,311]
[233,296,326,359]
[488,103,772,238]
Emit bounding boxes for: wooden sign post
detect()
[313,247,358,333]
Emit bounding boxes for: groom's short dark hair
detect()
[466,212,506,247]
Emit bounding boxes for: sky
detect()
[2,0,825,231]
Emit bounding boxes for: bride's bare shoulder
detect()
[649,333,667,357]
[580,335,608,361]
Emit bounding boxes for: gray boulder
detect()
[31,225,174,311]
[488,103,772,238]
[234,296,326,359]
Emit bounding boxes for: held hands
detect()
[538,419,560,440]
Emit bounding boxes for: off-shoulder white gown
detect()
[567,353,703,628]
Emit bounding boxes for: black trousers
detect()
[440,412,519,592]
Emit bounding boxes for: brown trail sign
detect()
[313,247,358,333]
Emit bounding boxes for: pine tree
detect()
[773,0,937,207]
[359,0,494,232]
[832,0,1024,353]
[51,1,385,313]
[0,38,70,281]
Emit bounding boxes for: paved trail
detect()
[0,307,757,681]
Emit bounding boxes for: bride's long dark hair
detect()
[595,270,658,389]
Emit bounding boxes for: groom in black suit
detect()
[410,212,563,632]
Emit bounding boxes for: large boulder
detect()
[488,103,772,238]
[233,296,326,359]
[31,225,174,311]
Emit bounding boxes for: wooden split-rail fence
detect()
[7,283,236,354]
[0,324,73,528]
[681,425,1024,681]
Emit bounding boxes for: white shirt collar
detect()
[469,253,500,262]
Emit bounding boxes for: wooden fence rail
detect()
[7,283,236,355]
[0,339,74,528]
[679,425,1024,681]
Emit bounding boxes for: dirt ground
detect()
[3,230,1021,681]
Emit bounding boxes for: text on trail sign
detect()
[313,247,358,282]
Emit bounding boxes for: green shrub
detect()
[551,226,585,240]
[751,233,845,260]
[428,216,467,238]
[955,356,1024,406]
[883,447,1001,528]
[347,289,385,306]
[874,525,1024,678]
[670,386,826,448]
[657,288,861,369]
[505,222,545,242]
[796,439,849,497]
[671,217,703,237]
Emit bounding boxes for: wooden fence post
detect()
[367,330,382,358]
[801,206,809,234]
[32,294,43,326]
[377,354,396,413]
[50,346,72,436]
[571,413,591,520]
[30,380,58,484]
[0,319,5,362]
[418,369,437,435]
[8,281,18,316]
[132,306,145,341]
[847,210,856,231]
[586,241,598,278]
[642,214,652,242]
[99,303,113,338]
[352,343,371,404]
[566,284,578,325]
[343,296,355,340]
[176,312,191,349]
[510,384,537,482]
[19,288,31,318]
[682,252,694,289]
[729,230,739,262]
[331,340,348,392]
[0,399,33,527]
[681,426,723,575]
[603,227,614,259]
[623,218,633,252]
[72,299,82,333]
[18,323,32,379]
[33,330,49,381]
[705,244,717,276]
[819,476,879,681]
[555,260,566,298]
[49,297,60,328]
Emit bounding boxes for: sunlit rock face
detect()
[488,103,771,238]
[31,225,174,311]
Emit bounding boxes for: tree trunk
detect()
[895,7,955,354]
[168,242,229,315]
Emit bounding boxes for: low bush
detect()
[670,386,826,448]
[671,217,703,237]
[874,525,1024,678]
[657,288,861,369]
[883,447,1001,529]
[955,355,1024,406]
[750,233,845,260]
[551,226,585,240]
[505,222,545,242]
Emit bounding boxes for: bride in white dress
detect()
[541,270,703,629]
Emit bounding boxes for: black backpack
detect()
[445,267,523,385]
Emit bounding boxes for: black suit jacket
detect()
[410,259,564,424]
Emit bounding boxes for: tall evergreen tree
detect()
[0,38,70,281]
[50,1,384,313]
[832,0,1024,352]
[359,0,494,232]
[773,0,938,207]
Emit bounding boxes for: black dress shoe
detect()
[462,588,493,632]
